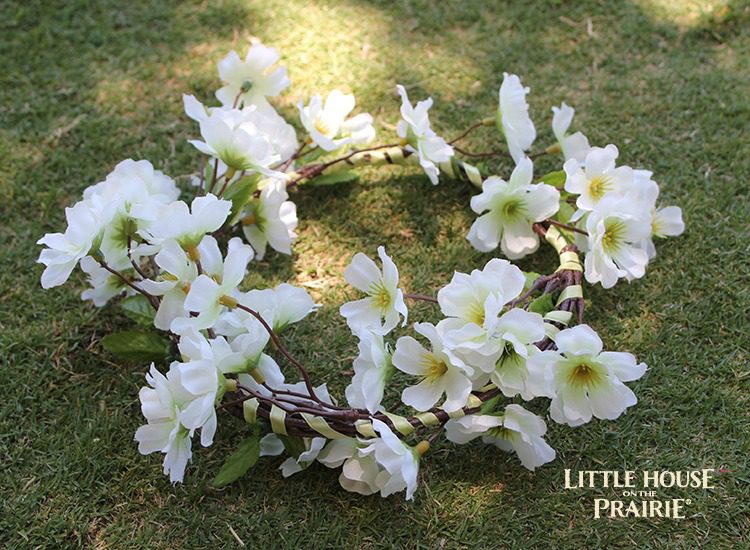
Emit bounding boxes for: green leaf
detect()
[554,201,576,224]
[100,331,170,362]
[540,170,565,187]
[120,295,155,327]
[278,434,306,459]
[528,294,555,316]
[301,147,325,163]
[224,174,260,226]
[308,170,359,186]
[523,271,542,292]
[212,434,261,488]
[203,160,215,188]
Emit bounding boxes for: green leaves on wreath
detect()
[308,169,359,186]
[120,295,155,326]
[224,174,260,226]
[212,432,262,487]
[100,331,170,362]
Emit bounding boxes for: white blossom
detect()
[37,201,104,288]
[79,256,132,306]
[217,283,316,337]
[188,106,281,174]
[445,405,555,470]
[317,439,380,496]
[630,173,685,259]
[340,246,408,335]
[467,157,560,258]
[396,85,454,185]
[178,237,254,330]
[583,194,652,288]
[184,95,297,165]
[392,322,473,412]
[215,43,290,108]
[528,325,647,426]
[551,103,591,162]
[360,419,420,500]
[497,73,536,163]
[563,145,634,213]
[134,364,194,483]
[145,194,231,249]
[345,329,392,413]
[299,89,375,151]
[240,179,297,259]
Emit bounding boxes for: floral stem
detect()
[403,293,439,304]
[234,302,322,404]
[97,259,160,310]
[448,120,486,145]
[546,218,588,236]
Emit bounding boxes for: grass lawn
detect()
[2,0,749,547]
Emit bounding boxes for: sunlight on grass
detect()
[635,0,733,28]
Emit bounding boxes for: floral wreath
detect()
[38,42,684,500]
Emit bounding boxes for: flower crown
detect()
[38,42,684,499]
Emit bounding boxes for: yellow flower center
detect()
[314,117,333,137]
[424,355,448,381]
[369,281,392,311]
[588,175,613,201]
[466,301,485,326]
[601,219,627,253]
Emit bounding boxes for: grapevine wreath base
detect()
[37,42,684,499]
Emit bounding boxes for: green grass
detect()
[2,0,749,547]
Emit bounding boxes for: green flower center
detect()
[369,281,392,311]
[566,361,606,389]
[487,425,518,442]
[500,197,526,221]
[588,175,613,200]
[601,219,627,253]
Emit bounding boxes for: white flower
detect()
[215,43,290,108]
[188,106,281,174]
[37,201,103,288]
[564,145,634,212]
[551,103,590,162]
[280,438,328,477]
[340,246,408,335]
[436,258,526,371]
[630,173,685,259]
[486,308,550,400]
[361,419,420,500]
[467,157,560,258]
[317,439,380,496]
[445,405,555,470]
[345,329,393,413]
[298,89,375,151]
[529,325,647,427]
[139,239,198,330]
[145,194,232,249]
[438,258,526,326]
[83,158,179,204]
[497,73,536,163]
[583,194,652,288]
[184,96,298,165]
[177,358,221,448]
[240,179,297,259]
[217,283,316,337]
[179,237,254,330]
[79,256,132,306]
[134,364,194,483]
[396,85,454,185]
[392,322,473,412]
